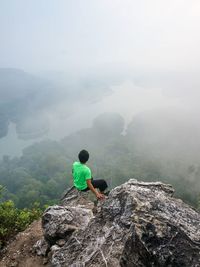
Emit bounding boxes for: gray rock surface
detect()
[40,180,200,266]
[42,205,93,245]
[60,186,95,210]
[33,237,49,256]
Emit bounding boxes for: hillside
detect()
[0,68,111,142]
[2,179,199,266]
[1,111,200,212]
[0,68,50,140]
[0,220,49,267]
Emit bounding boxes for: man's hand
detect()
[86,179,105,200]
[96,192,105,200]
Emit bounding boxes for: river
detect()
[0,81,180,159]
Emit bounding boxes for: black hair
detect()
[78,150,89,163]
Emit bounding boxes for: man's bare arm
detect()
[86,179,105,200]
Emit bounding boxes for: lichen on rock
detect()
[38,179,200,267]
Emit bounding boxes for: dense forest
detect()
[0,112,200,210]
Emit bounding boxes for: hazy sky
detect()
[0,0,200,159]
[1,0,200,72]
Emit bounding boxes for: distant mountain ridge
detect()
[0,68,51,139]
[0,68,111,141]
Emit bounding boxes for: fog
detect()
[0,0,200,157]
[1,0,200,72]
[1,0,200,210]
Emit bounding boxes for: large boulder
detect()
[42,205,93,245]
[60,186,95,210]
[49,179,200,267]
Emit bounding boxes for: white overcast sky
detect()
[0,0,200,72]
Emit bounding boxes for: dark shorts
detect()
[81,178,108,192]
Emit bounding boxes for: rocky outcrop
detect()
[37,179,200,267]
[42,205,93,245]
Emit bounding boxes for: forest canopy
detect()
[0,112,200,209]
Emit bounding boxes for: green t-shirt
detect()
[72,161,92,190]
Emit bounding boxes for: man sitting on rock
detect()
[72,149,108,200]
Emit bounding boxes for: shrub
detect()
[0,199,42,249]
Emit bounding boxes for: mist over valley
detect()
[0,0,200,213]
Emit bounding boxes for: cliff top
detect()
[1,179,200,267]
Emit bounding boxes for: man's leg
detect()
[91,179,108,193]
[81,178,108,193]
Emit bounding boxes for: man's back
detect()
[72,161,91,190]
[72,150,107,200]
